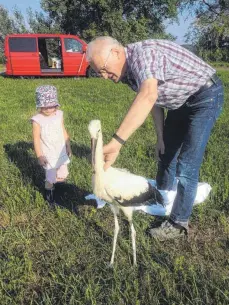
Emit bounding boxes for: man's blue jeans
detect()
[156,77,224,228]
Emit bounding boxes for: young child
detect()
[31,85,72,205]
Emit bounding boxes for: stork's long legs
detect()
[109,205,137,265]
[110,205,120,266]
[130,222,137,265]
[121,207,137,265]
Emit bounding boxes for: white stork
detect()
[88,120,164,266]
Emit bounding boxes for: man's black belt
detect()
[194,73,219,96]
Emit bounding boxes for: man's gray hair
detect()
[86,36,122,63]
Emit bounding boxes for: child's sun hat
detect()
[36,85,60,108]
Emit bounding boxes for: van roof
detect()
[6,33,87,45]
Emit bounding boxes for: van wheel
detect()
[86,66,98,78]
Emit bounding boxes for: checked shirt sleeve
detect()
[130,46,167,89]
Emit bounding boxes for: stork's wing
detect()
[113,183,164,207]
[104,167,164,207]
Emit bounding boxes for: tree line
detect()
[183,0,229,62]
[0,0,229,63]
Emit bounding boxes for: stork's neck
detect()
[95,132,104,172]
[93,131,106,195]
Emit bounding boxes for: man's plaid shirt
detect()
[122,40,215,110]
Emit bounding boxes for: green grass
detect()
[0,72,229,305]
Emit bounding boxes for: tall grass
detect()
[0,72,229,305]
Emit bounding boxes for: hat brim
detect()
[36,102,60,108]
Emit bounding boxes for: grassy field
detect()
[0,72,229,305]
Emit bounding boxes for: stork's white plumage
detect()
[88,120,164,265]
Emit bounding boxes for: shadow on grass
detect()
[4,141,96,214]
[71,141,91,160]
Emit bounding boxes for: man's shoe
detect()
[150,220,187,241]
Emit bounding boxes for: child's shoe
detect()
[45,188,55,206]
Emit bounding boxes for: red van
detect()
[4,33,94,77]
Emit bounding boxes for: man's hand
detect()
[38,156,48,167]
[155,138,165,161]
[103,139,122,170]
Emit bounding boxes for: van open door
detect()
[38,37,63,74]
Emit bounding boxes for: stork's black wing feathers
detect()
[149,183,164,206]
[114,182,164,207]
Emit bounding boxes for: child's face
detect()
[40,106,57,116]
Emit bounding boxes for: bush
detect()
[198,48,229,62]
[0,52,5,64]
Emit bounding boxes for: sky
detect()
[0,0,193,45]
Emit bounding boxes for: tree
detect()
[41,0,179,43]
[0,6,14,62]
[183,0,229,61]
[26,8,62,34]
[0,5,62,63]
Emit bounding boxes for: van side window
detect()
[9,38,37,52]
[64,39,82,53]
